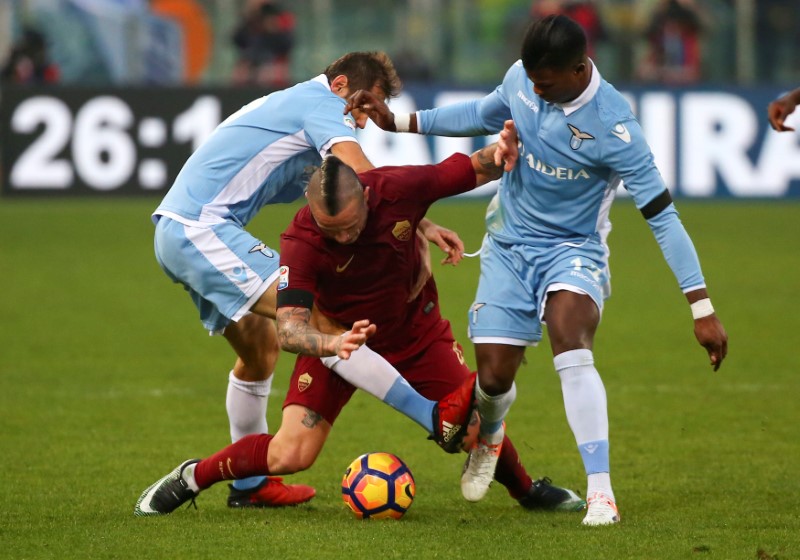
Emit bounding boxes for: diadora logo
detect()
[249,242,274,258]
[516,90,539,113]
[567,124,595,150]
[524,151,590,180]
[583,443,599,454]
[611,122,631,143]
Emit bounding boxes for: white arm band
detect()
[691,298,715,320]
[394,113,411,133]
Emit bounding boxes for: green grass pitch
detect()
[0,196,798,559]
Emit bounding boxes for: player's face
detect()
[312,188,370,245]
[527,63,587,104]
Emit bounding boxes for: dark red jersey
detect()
[278,153,476,363]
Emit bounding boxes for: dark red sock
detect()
[493,434,533,500]
[193,434,273,489]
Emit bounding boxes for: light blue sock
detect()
[578,439,610,474]
[232,476,266,491]
[383,377,435,432]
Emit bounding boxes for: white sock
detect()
[226,371,271,440]
[226,371,272,490]
[321,344,399,400]
[475,376,516,443]
[554,349,612,497]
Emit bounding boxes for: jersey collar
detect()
[311,74,331,89]
[557,59,600,117]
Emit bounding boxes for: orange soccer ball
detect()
[341,452,416,519]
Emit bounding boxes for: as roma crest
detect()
[392,220,412,241]
[298,372,312,392]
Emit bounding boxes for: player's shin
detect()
[321,345,435,431]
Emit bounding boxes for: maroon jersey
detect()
[278,153,476,363]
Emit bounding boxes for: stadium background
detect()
[1,1,798,559]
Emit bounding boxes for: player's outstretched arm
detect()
[768,87,800,132]
[685,288,728,371]
[277,306,376,359]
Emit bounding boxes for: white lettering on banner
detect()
[359,92,431,167]
[640,93,676,191]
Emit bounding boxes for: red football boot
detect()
[227,477,316,508]
[431,372,477,453]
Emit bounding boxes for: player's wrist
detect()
[690,298,715,320]
[394,113,411,133]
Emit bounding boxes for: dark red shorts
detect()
[282,326,472,425]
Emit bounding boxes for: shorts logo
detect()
[392,220,412,241]
[277,265,289,290]
[249,242,274,258]
[298,372,312,392]
[230,266,248,283]
[470,302,485,325]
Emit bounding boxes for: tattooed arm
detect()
[472,119,518,185]
[276,306,376,360]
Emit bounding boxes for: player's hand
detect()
[767,95,797,132]
[495,119,519,172]
[345,90,396,131]
[335,319,377,359]
[693,315,728,371]
[418,219,465,266]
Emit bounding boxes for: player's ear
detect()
[331,75,348,95]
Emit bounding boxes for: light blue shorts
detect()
[468,235,611,345]
[153,216,280,333]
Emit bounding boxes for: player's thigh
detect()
[154,217,280,332]
[400,327,472,402]
[283,355,356,426]
[469,236,542,344]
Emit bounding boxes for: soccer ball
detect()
[341,452,416,519]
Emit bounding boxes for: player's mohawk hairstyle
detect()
[317,155,360,216]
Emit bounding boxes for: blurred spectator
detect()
[530,1,606,59]
[1,27,60,84]
[638,0,707,85]
[231,0,295,88]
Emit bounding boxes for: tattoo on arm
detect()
[301,407,323,429]
[476,144,504,181]
[277,306,338,356]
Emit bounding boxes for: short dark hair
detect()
[521,15,587,72]
[312,155,361,216]
[324,51,402,99]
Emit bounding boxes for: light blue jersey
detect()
[152,75,359,332]
[154,75,359,228]
[418,60,706,293]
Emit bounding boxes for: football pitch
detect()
[1,197,798,559]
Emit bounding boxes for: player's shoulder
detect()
[593,80,636,128]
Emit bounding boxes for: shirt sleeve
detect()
[373,152,477,206]
[417,83,512,136]
[277,224,321,308]
[303,96,359,156]
[601,118,706,292]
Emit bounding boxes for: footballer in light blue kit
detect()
[147,52,402,510]
[348,14,728,526]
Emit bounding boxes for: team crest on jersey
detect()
[392,220,413,241]
[343,115,356,131]
[567,124,595,150]
[277,265,289,290]
[249,242,274,258]
[298,372,312,392]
